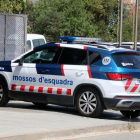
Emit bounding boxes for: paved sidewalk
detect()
[0,101,140,140]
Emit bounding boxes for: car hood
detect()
[0,61,12,72]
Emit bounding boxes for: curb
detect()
[0,122,140,140]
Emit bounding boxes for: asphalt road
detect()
[0,100,140,140]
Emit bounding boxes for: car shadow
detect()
[5,100,140,122]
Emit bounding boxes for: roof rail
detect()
[78,42,116,50]
[96,45,116,50]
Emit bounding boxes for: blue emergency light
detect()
[60,36,102,42]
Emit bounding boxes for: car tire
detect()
[0,80,9,106]
[76,87,104,117]
[32,102,47,107]
[120,110,140,118]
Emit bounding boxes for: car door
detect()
[47,47,88,104]
[10,47,60,100]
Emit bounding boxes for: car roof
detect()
[33,36,139,54]
[34,42,138,55]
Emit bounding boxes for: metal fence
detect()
[0,13,27,61]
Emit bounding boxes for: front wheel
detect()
[76,87,104,117]
[0,80,9,106]
[120,110,140,118]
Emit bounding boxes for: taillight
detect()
[105,73,132,81]
[57,44,60,47]
[127,52,136,54]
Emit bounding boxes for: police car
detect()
[0,36,140,118]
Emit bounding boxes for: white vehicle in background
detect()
[26,34,46,51]
[113,42,140,51]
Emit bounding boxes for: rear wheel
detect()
[76,87,104,117]
[32,102,47,107]
[120,110,140,118]
[0,80,9,106]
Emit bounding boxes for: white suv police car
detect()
[0,36,140,118]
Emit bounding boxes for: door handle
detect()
[76,71,84,76]
[41,69,49,74]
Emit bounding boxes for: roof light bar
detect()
[60,36,102,42]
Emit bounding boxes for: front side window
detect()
[23,47,59,64]
[58,48,87,65]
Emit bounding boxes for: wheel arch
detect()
[73,83,106,109]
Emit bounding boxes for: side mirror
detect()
[19,57,24,66]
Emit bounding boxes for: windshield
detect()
[112,53,140,69]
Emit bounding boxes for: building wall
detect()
[123,0,139,17]
[124,0,136,4]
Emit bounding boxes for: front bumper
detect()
[103,97,140,110]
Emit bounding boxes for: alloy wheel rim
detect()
[0,85,3,101]
[79,91,97,115]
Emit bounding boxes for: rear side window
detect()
[89,51,102,65]
[58,48,87,65]
[112,53,140,69]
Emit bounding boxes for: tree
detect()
[47,0,98,38]
[2,0,137,43]
[35,8,65,42]
[26,0,98,41]
[122,17,133,42]
[24,0,48,33]
[0,0,26,14]
[0,0,13,13]
[83,0,118,41]
[83,0,135,42]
